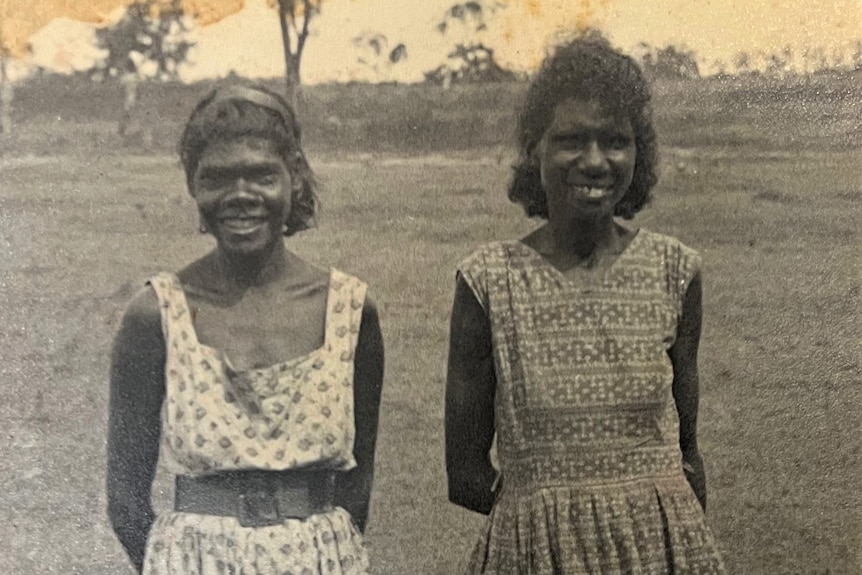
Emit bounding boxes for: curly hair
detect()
[508,35,658,220]
[179,84,318,237]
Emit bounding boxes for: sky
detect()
[3,0,861,82]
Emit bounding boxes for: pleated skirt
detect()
[143,507,369,575]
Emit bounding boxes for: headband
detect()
[207,85,297,125]
[200,84,304,157]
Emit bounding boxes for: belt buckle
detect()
[238,490,280,527]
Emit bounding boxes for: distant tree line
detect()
[83,0,862,91]
[2,0,858,139]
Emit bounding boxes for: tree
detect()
[93,0,194,81]
[427,1,515,87]
[734,51,751,75]
[437,1,502,34]
[853,41,862,72]
[424,43,516,86]
[806,47,829,73]
[639,44,700,80]
[92,0,194,139]
[352,32,407,79]
[764,46,793,78]
[711,59,728,78]
[269,0,322,107]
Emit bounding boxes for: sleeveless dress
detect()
[142,269,370,575]
[457,230,726,574]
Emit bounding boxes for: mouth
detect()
[218,214,268,233]
[567,185,615,201]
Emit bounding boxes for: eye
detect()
[555,133,582,143]
[250,171,280,186]
[605,135,633,150]
[552,133,587,149]
[195,173,225,190]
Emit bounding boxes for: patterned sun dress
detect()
[142,269,370,575]
[457,229,726,574]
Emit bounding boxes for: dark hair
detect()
[179,83,318,236]
[508,35,658,220]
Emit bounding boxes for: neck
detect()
[214,240,289,290]
[549,212,621,260]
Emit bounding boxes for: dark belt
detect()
[175,470,336,527]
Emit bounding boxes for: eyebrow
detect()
[550,127,632,138]
[196,161,283,177]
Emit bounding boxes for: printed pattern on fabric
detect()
[150,270,366,475]
[144,269,370,575]
[143,508,368,575]
[457,230,726,574]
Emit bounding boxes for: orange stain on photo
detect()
[500,0,611,70]
[523,0,542,18]
[508,0,613,21]
[1,0,245,56]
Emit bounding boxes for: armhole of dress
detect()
[326,269,368,355]
[146,272,174,343]
[143,273,177,473]
[328,269,367,471]
[675,243,702,320]
[147,272,202,351]
[349,276,368,353]
[457,247,489,315]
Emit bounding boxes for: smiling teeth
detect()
[572,186,609,198]
[222,217,263,230]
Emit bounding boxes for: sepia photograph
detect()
[0,0,859,573]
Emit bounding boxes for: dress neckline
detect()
[514,227,643,292]
[170,268,336,375]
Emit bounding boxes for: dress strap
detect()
[323,269,368,356]
[147,272,199,351]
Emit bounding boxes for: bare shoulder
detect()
[122,285,161,326]
[361,294,379,323]
[112,284,164,358]
[519,224,550,252]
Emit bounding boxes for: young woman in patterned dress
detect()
[445,37,727,574]
[107,84,384,575]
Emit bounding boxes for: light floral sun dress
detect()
[457,229,726,574]
[142,269,370,575]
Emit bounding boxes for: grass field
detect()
[0,75,860,574]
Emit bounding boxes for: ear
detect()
[187,174,198,198]
[284,150,304,171]
[198,211,209,234]
[526,142,541,169]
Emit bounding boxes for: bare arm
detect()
[106,288,165,573]
[669,272,707,512]
[335,297,384,533]
[445,275,497,515]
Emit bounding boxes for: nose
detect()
[231,176,251,193]
[579,141,609,176]
[224,178,263,204]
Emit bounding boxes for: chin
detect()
[569,201,617,218]
[216,236,278,258]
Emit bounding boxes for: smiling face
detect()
[192,137,293,257]
[537,98,637,221]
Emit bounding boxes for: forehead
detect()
[196,137,285,170]
[547,98,632,132]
